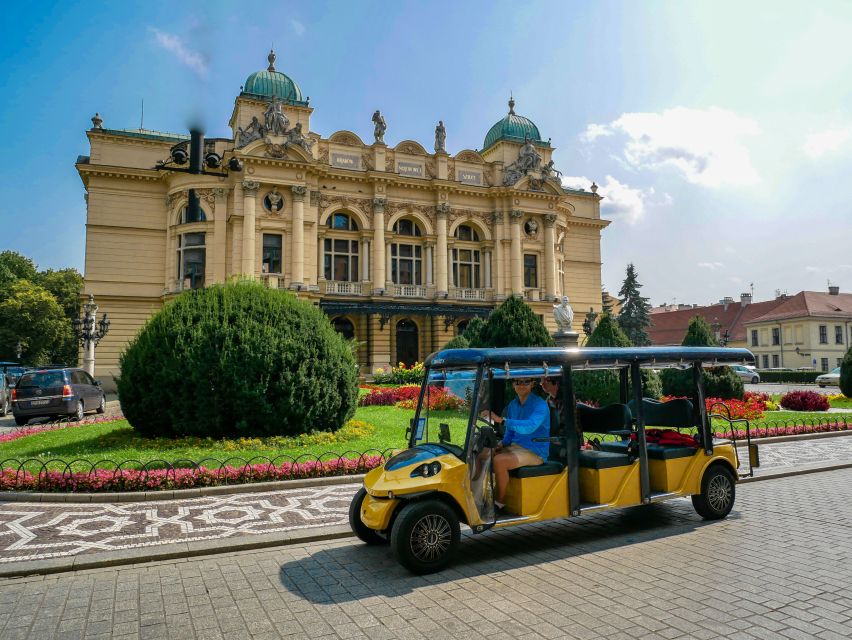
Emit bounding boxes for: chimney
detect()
[740,293,752,306]
[829,285,840,295]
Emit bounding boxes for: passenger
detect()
[476,378,550,514]
[540,376,584,447]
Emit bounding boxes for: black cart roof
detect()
[425,346,755,369]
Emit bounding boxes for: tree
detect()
[582,308,598,338]
[601,287,613,314]
[469,296,554,348]
[36,268,84,365]
[462,317,486,346]
[682,315,718,346]
[442,334,470,350]
[616,263,651,346]
[118,280,359,439]
[840,346,852,398]
[0,280,71,365]
[0,251,38,295]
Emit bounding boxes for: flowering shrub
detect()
[358,385,420,407]
[826,393,849,402]
[780,390,830,411]
[397,386,464,411]
[372,362,425,385]
[0,455,389,493]
[743,391,770,403]
[663,395,766,420]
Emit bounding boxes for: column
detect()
[509,209,523,294]
[212,188,228,283]
[241,180,260,276]
[425,243,434,285]
[386,245,393,290]
[543,214,557,300]
[435,203,449,295]
[317,233,325,282]
[447,242,454,289]
[492,212,505,298]
[361,239,370,282]
[372,198,386,293]
[484,250,492,289]
[290,185,306,287]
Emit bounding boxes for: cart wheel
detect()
[692,465,735,520]
[349,487,388,545]
[391,499,460,574]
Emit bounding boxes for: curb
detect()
[2,462,851,579]
[0,473,367,504]
[733,428,852,447]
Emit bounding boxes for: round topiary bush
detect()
[779,390,830,412]
[118,280,359,439]
[840,346,852,398]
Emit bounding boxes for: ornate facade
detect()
[77,52,609,387]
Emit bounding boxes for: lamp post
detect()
[72,295,110,376]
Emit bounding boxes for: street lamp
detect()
[15,340,22,361]
[72,294,110,376]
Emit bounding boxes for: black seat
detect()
[510,406,565,478]
[578,449,632,469]
[627,397,694,429]
[577,403,632,435]
[600,440,697,460]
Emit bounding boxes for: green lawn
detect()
[830,397,852,409]
[0,405,471,473]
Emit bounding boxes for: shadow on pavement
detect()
[279,499,726,602]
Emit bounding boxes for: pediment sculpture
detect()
[236,99,314,157]
[502,137,562,189]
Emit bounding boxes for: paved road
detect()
[1,469,851,639]
[1,434,851,565]
[746,382,840,395]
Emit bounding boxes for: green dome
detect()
[241,51,307,106]
[483,98,548,150]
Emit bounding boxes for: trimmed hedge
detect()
[757,370,822,384]
[118,280,359,439]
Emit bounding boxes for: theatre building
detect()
[77,52,610,388]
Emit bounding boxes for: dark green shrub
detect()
[118,280,359,439]
[471,296,554,348]
[442,334,469,350]
[462,317,485,346]
[840,347,852,398]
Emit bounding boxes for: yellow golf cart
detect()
[349,346,758,574]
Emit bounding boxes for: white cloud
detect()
[291,19,305,36]
[728,276,743,284]
[698,262,724,270]
[562,175,657,225]
[582,107,761,187]
[149,28,208,78]
[805,266,821,273]
[803,127,852,158]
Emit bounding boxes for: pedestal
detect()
[553,330,580,348]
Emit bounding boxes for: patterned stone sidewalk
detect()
[0,434,851,565]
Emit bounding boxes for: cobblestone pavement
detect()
[1,469,851,639]
[1,435,851,565]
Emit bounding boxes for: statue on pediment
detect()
[541,160,562,181]
[237,116,266,148]
[286,122,314,153]
[434,120,446,153]
[372,110,387,144]
[264,99,289,136]
[502,135,543,186]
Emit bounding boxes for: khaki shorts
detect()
[501,444,543,466]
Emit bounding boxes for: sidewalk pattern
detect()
[1,435,851,564]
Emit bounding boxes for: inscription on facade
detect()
[397,161,424,178]
[458,170,482,185]
[331,152,361,170]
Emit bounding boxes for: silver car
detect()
[816,367,841,388]
[732,365,760,384]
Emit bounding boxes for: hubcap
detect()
[707,474,732,512]
[410,514,452,562]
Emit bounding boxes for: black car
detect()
[12,368,106,426]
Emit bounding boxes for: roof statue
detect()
[372,110,387,144]
[434,120,446,153]
[237,116,266,148]
[264,99,289,136]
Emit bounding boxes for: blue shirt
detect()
[502,393,550,459]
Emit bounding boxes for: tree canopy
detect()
[617,263,651,346]
[468,296,554,348]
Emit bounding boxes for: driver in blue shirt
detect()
[476,378,550,513]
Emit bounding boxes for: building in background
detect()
[76,52,610,388]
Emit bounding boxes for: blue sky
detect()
[2,0,852,307]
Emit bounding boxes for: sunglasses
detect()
[512,380,533,386]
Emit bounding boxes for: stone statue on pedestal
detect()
[434,120,446,152]
[553,296,574,332]
[372,110,387,144]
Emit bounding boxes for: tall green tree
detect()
[839,346,852,398]
[462,316,486,346]
[0,251,38,295]
[469,296,554,348]
[36,268,84,365]
[616,263,651,346]
[0,280,71,365]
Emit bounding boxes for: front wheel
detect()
[0,396,8,417]
[391,499,460,574]
[349,487,388,545]
[96,395,106,414]
[751,376,759,384]
[692,465,736,520]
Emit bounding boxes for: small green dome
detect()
[483,98,548,150]
[241,50,307,106]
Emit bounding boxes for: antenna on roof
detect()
[750,282,754,298]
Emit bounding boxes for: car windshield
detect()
[17,371,66,388]
[411,369,479,448]
[831,368,841,374]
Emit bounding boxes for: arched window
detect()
[452,224,481,289]
[180,205,206,224]
[177,232,205,289]
[457,320,469,335]
[332,317,355,341]
[391,218,423,285]
[324,211,360,282]
[454,225,480,242]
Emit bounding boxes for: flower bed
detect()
[372,362,425,385]
[716,420,850,440]
[662,395,767,420]
[780,390,830,411]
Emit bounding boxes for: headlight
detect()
[410,461,442,478]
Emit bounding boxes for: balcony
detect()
[261,274,286,289]
[393,284,428,298]
[450,287,488,301]
[324,280,364,295]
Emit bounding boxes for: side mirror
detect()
[94,379,102,387]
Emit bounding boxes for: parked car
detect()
[816,367,841,388]
[732,364,760,384]
[11,368,106,426]
[0,375,11,417]
[0,362,28,385]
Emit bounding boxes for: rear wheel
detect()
[751,376,759,384]
[14,416,28,426]
[391,499,460,574]
[73,401,84,422]
[692,465,735,520]
[0,396,8,417]
[349,487,388,545]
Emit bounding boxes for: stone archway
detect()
[395,319,419,367]
[332,317,355,341]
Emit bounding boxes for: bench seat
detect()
[600,440,697,460]
[578,449,632,469]
[510,461,565,478]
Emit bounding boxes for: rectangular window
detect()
[177,233,205,289]
[762,355,769,369]
[452,248,481,289]
[751,330,758,347]
[819,325,828,344]
[835,326,844,344]
[324,238,358,282]
[523,254,538,288]
[772,328,780,345]
[821,358,829,372]
[772,354,779,368]
[262,234,282,274]
[391,243,421,285]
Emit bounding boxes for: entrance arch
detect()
[396,319,419,367]
[332,317,355,341]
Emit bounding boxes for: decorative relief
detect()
[424,159,436,179]
[361,152,374,171]
[509,209,523,221]
[318,194,374,217]
[384,152,395,173]
[166,192,184,210]
[455,150,484,164]
[373,197,387,213]
[318,146,330,164]
[446,159,456,182]
[524,218,539,237]
[397,143,422,155]
[543,214,557,228]
[195,189,216,205]
[290,185,307,201]
[491,211,504,224]
[264,190,284,213]
[435,203,450,216]
[242,180,261,194]
[385,201,435,218]
[213,188,228,199]
[309,191,320,207]
[329,132,362,146]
